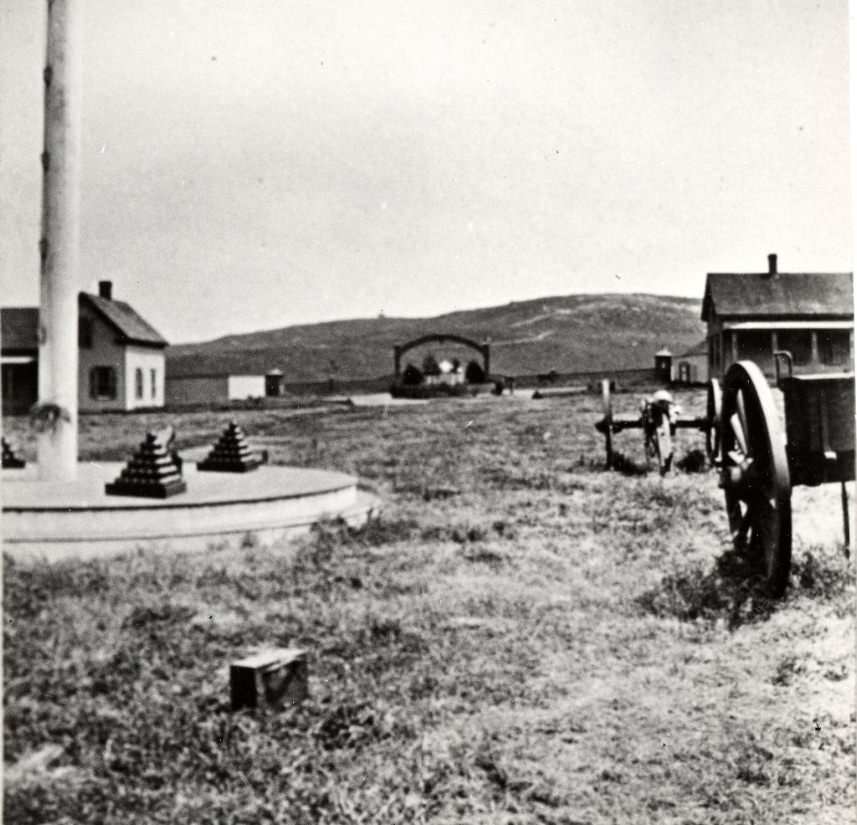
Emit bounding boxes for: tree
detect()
[402,363,424,385]
[465,360,485,384]
[422,353,440,376]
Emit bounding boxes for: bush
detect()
[401,363,424,386]
[465,360,485,384]
[422,353,440,376]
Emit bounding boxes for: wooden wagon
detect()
[717,353,854,597]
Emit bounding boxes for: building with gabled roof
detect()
[1,308,40,414]
[2,281,169,414]
[701,254,853,379]
[674,339,709,385]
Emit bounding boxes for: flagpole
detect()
[37,0,82,480]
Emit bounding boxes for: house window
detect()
[78,318,93,349]
[736,331,772,361]
[776,331,812,366]
[89,366,117,400]
[150,369,157,398]
[135,368,144,399]
[819,330,852,366]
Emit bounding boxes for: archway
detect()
[393,334,490,379]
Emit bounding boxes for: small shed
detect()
[165,374,267,407]
[674,340,708,385]
[701,254,853,379]
[265,370,284,397]
[654,348,673,383]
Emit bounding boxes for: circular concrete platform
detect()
[2,462,379,562]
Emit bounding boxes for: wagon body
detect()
[778,368,855,487]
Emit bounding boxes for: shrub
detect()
[401,363,424,385]
[422,353,440,376]
[465,360,485,384]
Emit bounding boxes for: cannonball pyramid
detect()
[105,431,187,498]
[197,420,261,473]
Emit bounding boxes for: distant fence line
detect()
[509,367,656,390]
[279,367,657,396]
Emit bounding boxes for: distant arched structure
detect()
[394,334,490,379]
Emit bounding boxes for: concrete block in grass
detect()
[230,648,308,711]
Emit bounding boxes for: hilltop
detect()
[166,293,705,382]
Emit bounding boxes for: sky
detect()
[0,0,851,344]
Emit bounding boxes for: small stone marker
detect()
[230,648,308,711]
[105,429,187,498]
[197,420,262,473]
[2,437,26,469]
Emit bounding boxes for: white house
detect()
[1,280,169,414]
[701,255,853,379]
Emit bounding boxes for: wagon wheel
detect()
[641,406,655,466]
[653,411,673,475]
[601,379,614,470]
[645,403,673,475]
[705,378,723,465]
[720,361,792,597]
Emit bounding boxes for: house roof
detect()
[2,294,168,352]
[1,308,39,352]
[81,293,168,347]
[701,272,853,321]
[677,338,708,358]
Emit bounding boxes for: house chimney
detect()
[98,280,112,300]
[767,253,777,275]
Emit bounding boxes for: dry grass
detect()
[4,389,855,824]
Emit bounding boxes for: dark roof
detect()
[677,338,708,358]
[2,294,168,352]
[1,308,39,351]
[81,293,168,347]
[701,272,853,321]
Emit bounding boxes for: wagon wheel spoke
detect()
[730,503,753,547]
[725,453,756,498]
[735,390,751,446]
[729,412,748,456]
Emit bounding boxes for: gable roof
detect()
[677,338,708,358]
[2,295,168,352]
[1,308,39,352]
[701,272,853,321]
[81,293,168,347]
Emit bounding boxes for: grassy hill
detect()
[167,293,705,382]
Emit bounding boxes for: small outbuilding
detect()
[674,340,709,385]
[654,348,673,383]
[701,254,853,379]
[265,369,284,397]
[165,374,268,407]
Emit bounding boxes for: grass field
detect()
[4,389,855,824]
